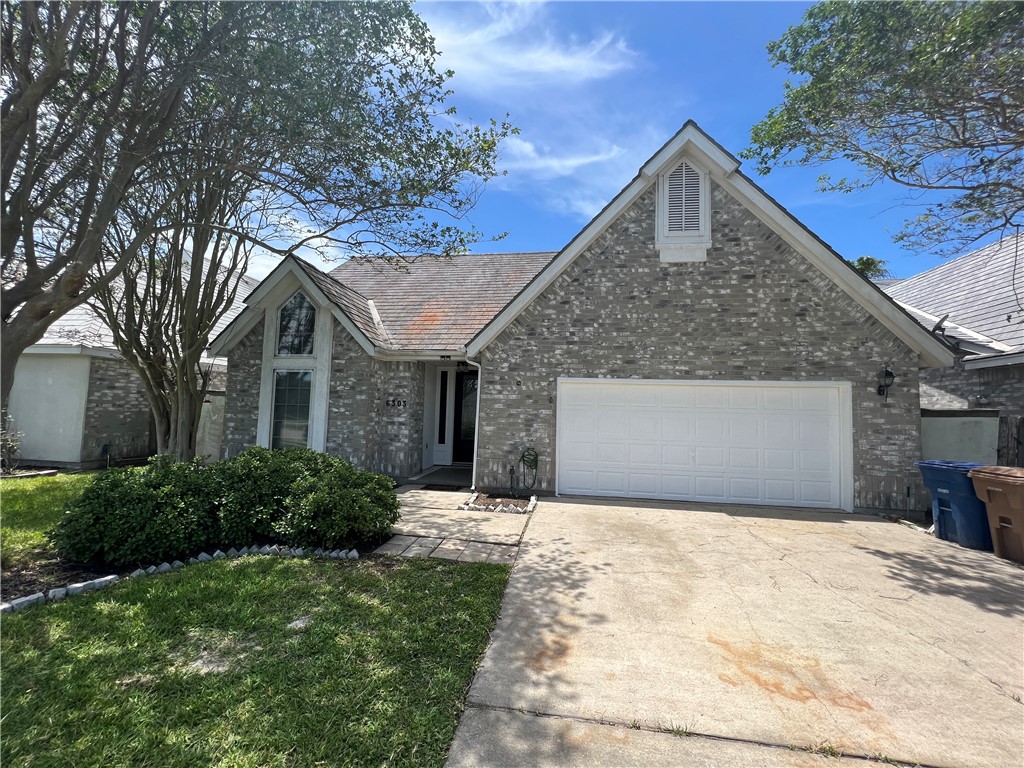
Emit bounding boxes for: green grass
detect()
[1,474,93,568]
[1,556,509,768]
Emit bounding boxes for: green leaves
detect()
[745,0,1024,253]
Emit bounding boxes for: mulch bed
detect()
[1,549,135,599]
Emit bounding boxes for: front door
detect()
[453,370,478,463]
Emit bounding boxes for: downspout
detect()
[466,357,483,490]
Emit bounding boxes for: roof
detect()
[326,252,555,350]
[883,234,1024,349]
[36,269,259,359]
[893,301,1013,354]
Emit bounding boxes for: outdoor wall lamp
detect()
[876,364,896,402]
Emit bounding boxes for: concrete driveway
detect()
[446,499,1024,767]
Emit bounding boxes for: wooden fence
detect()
[997,415,1023,467]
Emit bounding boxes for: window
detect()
[657,158,710,262]
[277,292,316,355]
[271,370,312,449]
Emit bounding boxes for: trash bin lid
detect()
[968,466,1024,481]
[916,460,984,471]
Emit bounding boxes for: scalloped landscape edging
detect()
[0,545,360,614]
[459,493,538,514]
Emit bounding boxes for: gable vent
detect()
[666,161,701,233]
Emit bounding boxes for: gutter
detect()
[466,357,483,490]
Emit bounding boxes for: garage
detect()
[556,379,853,510]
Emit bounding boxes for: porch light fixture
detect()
[876,364,896,402]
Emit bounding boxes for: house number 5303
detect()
[385,398,407,407]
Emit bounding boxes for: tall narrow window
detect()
[437,370,448,444]
[272,370,312,448]
[277,292,316,355]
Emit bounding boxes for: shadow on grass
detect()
[1,555,509,768]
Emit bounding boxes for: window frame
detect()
[257,278,333,451]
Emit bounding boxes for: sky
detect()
[252,1,968,280]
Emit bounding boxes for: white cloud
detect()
[420,2,636,93]
[500,135,626,179]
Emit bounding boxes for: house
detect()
[211,121,956,514]
[882,233,1024,417]
[881,235,1024,466]
[7,273,257,468]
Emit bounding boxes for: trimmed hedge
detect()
[50,448,400,566]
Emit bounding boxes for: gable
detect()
[467,121,955,369]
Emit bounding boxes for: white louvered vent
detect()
[666,161,701,233]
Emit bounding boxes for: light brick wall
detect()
[370,359,425,478]
[325,319,376,467]
[222,323,263,458]
[477,182,927,512]
[80,356,152,465]
[920,361,1024,417]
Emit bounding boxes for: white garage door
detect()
[556,379,851,510]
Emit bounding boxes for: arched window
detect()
[277,291,316,355]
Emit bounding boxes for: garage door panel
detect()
[695,475,726,498]
[728,476,761,501]
[562,440,595,463]
[596,471,628,494]
[728,447,759,470]
[764,449,795,471]
[629,413,661,440]
[595,385,627,406]
[662,445,691,469]
[629,443,661,466]
[558,380,846,509]
[661,474,692,496]
[728,388,759,410]
[764,478,798,503]
[597,411,628,437]
[629,472,661,495]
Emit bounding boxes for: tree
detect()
[1,1,510,417]
[848,256,892,280]
[744,1,1024,254]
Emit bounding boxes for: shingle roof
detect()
[326,252,556,350]
[289,256,388,346]
[38,269,260,356]
[884,234,1024,348]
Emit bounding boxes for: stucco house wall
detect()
[8,354,91,465]
[476,182,926,512]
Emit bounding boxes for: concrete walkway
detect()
[375,485,530,563]
[447,498,1024,768]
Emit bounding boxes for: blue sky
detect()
[412,0,958,278]
[251,1,965,279]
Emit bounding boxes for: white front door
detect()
[556,379,852,510]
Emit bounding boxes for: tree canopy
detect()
[1,1,510,411]
[744,1,1024,254]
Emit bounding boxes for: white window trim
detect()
[257,283,333,451]
[656,158,711,263]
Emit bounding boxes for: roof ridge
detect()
[290,254,373,303]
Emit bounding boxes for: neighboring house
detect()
[212,121,955,514]
[883,234,1024,417]
[7,274,258,468]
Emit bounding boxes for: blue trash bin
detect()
[916,460,994,551]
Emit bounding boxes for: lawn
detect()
[1,555,509,768]
[1,473,92,571]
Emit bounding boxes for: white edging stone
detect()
[11,593,45,611]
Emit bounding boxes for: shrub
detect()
[278,460,400,549]
[50,457,221,566]
[50,447,400,565]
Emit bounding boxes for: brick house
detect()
[212,122,955,514]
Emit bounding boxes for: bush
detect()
[50,457,221,565]
[279,461,400,549]
[50,448,400,566]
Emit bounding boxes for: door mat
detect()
[421,484,469,491]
